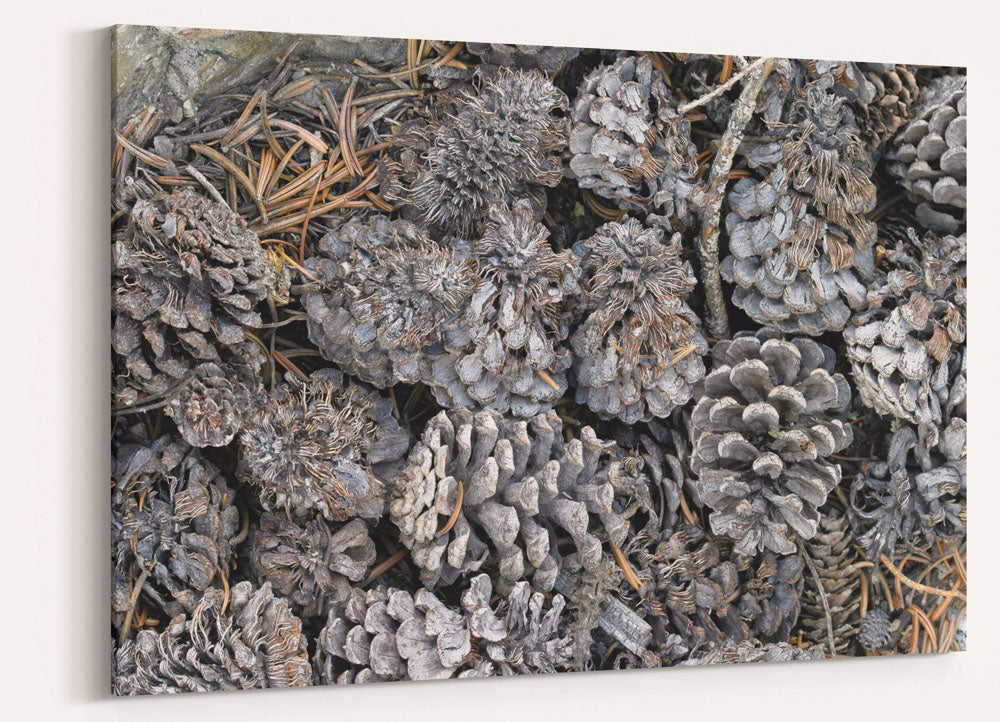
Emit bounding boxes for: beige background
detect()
[1,1,993,719]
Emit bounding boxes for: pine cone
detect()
[796,509,861,654]
[112,184,272,445]
[569,55,698,222]
[250,514,376,619]
[888,75,966,234]
[431,201,580,416]
[390,407,644,591]
[721,168,875,335]
[845,231,966,430]
[387,68,568,235]
[114,582,311,694]
[857,606,892,652]
[314,573,572,683]
[301,216,478,387]
[112,427,238,619]
[570,218,708,423]
[849,419,966,560]
[238,369,410,521]
[466,43,581,75]
[689,332,853,555]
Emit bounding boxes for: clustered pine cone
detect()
[571,218,708,423]
[689,331,853,555]
[569,54,698,223]
[314,573,573,683]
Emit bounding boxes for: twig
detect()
[184,165,227,206]
[678,56,772,115]
[801,540,837,657]
[695,57,773,338]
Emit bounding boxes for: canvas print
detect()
[110,25,967,694]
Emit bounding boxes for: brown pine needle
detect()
[719,55,734,83]
[363,548,409,586]
[272,348,308,380]
[437,481,464,536]
[219,568,231,616]
[190,143,268,222]
[537,368,560,391]
[610,541,643,593]
[881,554,966,601]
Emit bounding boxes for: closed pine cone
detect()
[390,407,644,591]
[689,331,853,555]
[113,582,311,694]
[569,54,698,223]
[431,201,580,417]
[314,573,572,683]
[301,215,478,388]
[888,74,966,234]
[571,218,707,423]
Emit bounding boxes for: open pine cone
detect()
[845,231,966,431]
[689,332,853,555]
[849,419,966,560]
[466,43,581,74]
[888,74,966,234]
[301,215,478,388]
[569,54,698,223]
[112,184,273,446]
[250,514,377,619]
[431,201,580,416]
[238,369,410,521]
[571,218,707,423]
[385,68,568,235]
[390,407,646,591]
[112,426,238,620]
[114,582,311,694]
[314,573,573,683]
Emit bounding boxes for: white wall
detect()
[2,2,995,720]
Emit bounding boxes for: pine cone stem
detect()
[696,58,773,338]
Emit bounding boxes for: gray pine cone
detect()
[844,231,966,430]
[432,201,580,417]
[857,606,892,652]
[721,167,875,335]
[238,369,410,522]
[390,407,643,591]
[112,184,274,444]
[849,419,966,561]
[113,582,311,694]
[689,332,853,555]
[569,54,698,222]
[796,509,861,654]
[301,215,478,388]
[570,218,708,423]
[888,74,966,234]
[112,428,238,619]
[388,68,568,235]
[250,513,376,619]
[314,573,572,683]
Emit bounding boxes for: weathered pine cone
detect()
[238,369,410,522]
[112,184,273,445]
[795,509,861,654]
[250,514,377,619]
[569,54,698,222]
[112,427,238,619]
[390,407,644,591]
[689,332,853,555]
[721,167,875,335]
[570,218,707,423]
[301,216,478,388]
[857,606,892,652]
[113,582,311,694]
[888,74,966,234]
[314,573,573,683]
[681,639,823,665]
[466,43,581,75]
[845,231,966,431]
[387,68,568,235]
[801,61,920,150]
[849,419,966,561]
[431,201,580,417]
